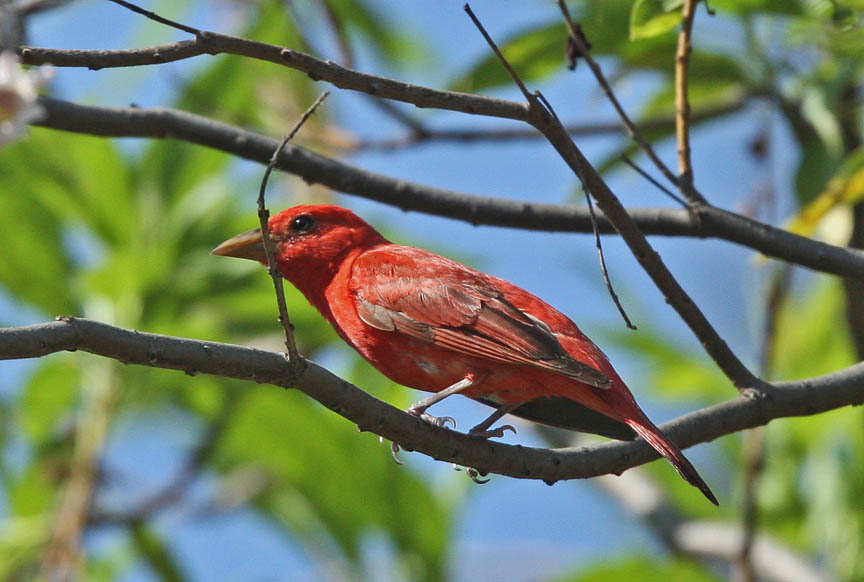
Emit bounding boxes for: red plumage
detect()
[213,204,717,504]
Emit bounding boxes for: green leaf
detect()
[20,357,79,444]
[450,0,636,92]
[580,0,641,55]
[712,0,803,15]
[771,280,855,381]
[0,514,49,582]
[786,146,864,237]
[630,0,683,40]
[8,129,132,247]
[791,89,847,204]
[7,464,56,518]
[0,147,75,315]
[562,554,720,581]
[324,0,424,64]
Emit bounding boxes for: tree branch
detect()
[17,34,530,122]
[2,318,863,488]
[30,97,864,280]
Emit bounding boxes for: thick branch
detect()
[2,318,863,485]
[18,36,529,121]
[32,98,864,280]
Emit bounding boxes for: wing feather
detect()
[352,246,611,389]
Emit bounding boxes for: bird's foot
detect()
[450,422,514,484]
[452,464,490,484]
[380,408,458,465]
[378,436,405,464]
[407,405,456,430]
[468,423,516,439]
[417,412,457,429]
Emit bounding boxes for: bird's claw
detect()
[380,436,404,465]
[406,405,457,430]
[467,467,490,484]
[452,464,490,484]
[419,413,456,429]
[389,441,403,465]
[380,410,456,467]
[468,424,516,439]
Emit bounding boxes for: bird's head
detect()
[213,205,387,287]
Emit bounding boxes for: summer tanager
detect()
[213,204,717,504]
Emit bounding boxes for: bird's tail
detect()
[626,417,718,505]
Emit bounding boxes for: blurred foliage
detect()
[561,554,720,581]
[0,0,861,580]
[629,0,684,41]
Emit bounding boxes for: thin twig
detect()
[674,0,706,204]
[584,188,637,329]
[106,0,200,36]
[556,0,684,193]
[257,91,330,365]
[620,155,688,207]
[463,4,532,102]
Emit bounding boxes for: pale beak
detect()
[211,228,268,263]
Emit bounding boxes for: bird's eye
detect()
[290,214,315,233]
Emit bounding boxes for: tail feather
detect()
[626,418,718,506]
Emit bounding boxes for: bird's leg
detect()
[454,401,519,485]
[406,377,476,428]
[384,377,477,463]
[468,403,519,439]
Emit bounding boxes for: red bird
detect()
[213,204,717,504]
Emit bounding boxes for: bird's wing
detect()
[350,246,610,389]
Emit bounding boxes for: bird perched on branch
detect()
[213,204,717,505]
